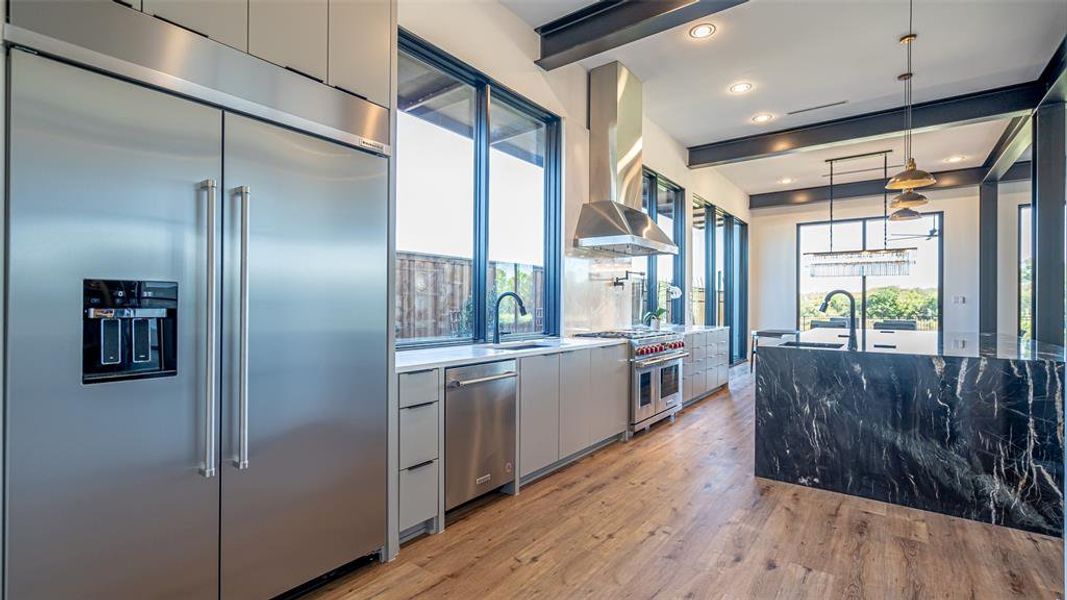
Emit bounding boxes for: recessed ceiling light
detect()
[943,154,967,163]
[779,177,795,185]
[751,113,774,124]
[729,81,754,95]
[688,23,716,39]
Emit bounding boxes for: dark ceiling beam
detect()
[535,0,747,71]
[688,82,1044,168]
[1037,35,1066,106]
[749,161,1031,210]
[981,115,1032,182]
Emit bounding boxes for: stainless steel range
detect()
[575,329,687,436]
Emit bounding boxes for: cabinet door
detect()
[559,349,592,457]
[249,0,328,81]
[143,0,248,50]
[590,344,629,441]
[519,354,560,477]
[328,0,391,107]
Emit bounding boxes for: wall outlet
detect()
[952,295,966,305]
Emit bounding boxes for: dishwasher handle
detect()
[447,371,518,388]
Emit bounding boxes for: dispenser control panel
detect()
[83,280,178,384]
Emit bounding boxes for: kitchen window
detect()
[395,31,561,347]
[1019,204,1032,339]
[692,198,748,363]
[634,170,685,325]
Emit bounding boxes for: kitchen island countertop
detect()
[767,328,1064,362]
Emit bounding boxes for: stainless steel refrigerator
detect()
[5,49,388,599]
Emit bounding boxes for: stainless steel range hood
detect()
[574,62,678,257]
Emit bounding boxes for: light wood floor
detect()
[308,367,1064,599]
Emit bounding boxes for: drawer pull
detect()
[407,460,435,471]
[403,400,437,410]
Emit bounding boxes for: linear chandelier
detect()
[805,152,916,277]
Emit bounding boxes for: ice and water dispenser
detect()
[83,280,178,384]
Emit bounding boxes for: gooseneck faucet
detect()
[819,289,858,351]
[493,292,528,344]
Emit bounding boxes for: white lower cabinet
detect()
[590,343,629,442]
[519,353,560,477]
[397,369,441,533]
[399,459,438,531]
[683,328,730,402]
[399,401,438,469]
[519,343,629,479]
[559,349,592,458]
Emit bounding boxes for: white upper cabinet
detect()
[328,0,392,107]
[142,0,248,50]
[249,0,328,81]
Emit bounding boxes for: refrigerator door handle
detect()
[234,185,251,470]
[200,178,218,478]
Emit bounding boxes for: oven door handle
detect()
[633,352,688,368]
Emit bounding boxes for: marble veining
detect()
[755,344,1065,536]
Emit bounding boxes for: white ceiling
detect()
[501,0,596,29]
[576,0,1064,148]
[715,118,1011,195]
[498,0,1062,195]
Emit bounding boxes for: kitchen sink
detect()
[778,341,845,349]
[489,341,557,351]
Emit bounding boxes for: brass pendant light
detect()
[889,207,922,221]
[891,188,929,209]
[886,0,936,192]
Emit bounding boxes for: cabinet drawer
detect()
[399,459,438,531]
[718,365,730,387]
[706,365,719,390]
[692,344,707,362]
[400,402,438,469]
[399,369,439,408]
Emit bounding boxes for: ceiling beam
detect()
[688,82,1045,168]
[981,115,1031,182]
[749,161,1031,210]
[535,0,747,71]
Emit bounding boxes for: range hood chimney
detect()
[574,62,678,257]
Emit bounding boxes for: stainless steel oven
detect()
[575,329,688,436]
[632,351,685,430]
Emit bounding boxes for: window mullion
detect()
[472,82,490,342]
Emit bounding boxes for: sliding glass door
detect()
[797,213,943,333]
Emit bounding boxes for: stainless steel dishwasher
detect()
[444,360,517,510]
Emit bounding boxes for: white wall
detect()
[996,179,1031,336]
[749,188,983,339]
[399,0,749,332]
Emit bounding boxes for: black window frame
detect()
[1019,203,1033,339]
[639,169,686,325]
[690,198,747,363]
[794,211,945,336]
[396,30,562,348]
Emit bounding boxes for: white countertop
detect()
[668,325,728,334]
[395,337,627,373]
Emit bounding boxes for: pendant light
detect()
[890,207,922,221]
[886,0,936,192]
[892,189,928,209]
[805,152,916,277]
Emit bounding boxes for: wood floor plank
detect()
[304,367,1063,600]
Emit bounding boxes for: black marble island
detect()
[755,329,1065,536]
